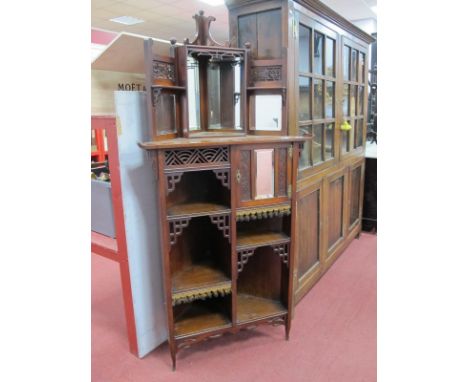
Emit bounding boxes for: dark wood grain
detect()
[139,135,306,150]
[237,294,287,323]
[327,174,344,250]
[174,301,231,338]
[237,231,290,249]
[172,263,230,294]
[297,187,320,278]
[167,202,230,218]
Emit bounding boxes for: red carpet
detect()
[92,233,376,381]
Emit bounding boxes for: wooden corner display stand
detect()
[141,1,373,370]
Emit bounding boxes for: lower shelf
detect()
[236,294,287,324]
[174,302,231,338]
[236,231,290,249]
[172,263,231,305]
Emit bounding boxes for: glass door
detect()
[296,14,338,175]
[340,37,368,157]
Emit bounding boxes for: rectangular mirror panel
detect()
[155,93,176,134]
[254,95,282,131]
[207,61,243,130]
[207,63,221,128]
[187,57,201,130]
[254,149,275,200]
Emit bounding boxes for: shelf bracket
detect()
[237,249,255,273]
[169,218,191,246]
[212,169,230,189]
[166,173,183,195]
[271,243,289,266]
[209,213,231,242]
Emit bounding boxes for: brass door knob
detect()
[340,121,352,131]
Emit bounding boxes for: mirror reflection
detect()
[254,95,282,131]
[254,149,275,199]
[187,56,201,130]
[187,53,243,132]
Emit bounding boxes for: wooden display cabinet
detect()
[139,1,373,369]
[226,0,374,304]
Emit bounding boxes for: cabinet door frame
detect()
[234,143,292,208]
[339,36,369,161]
[293,176,324,303]
[294,12,340,177]
[347,157,366,235]
[323,166,349,266]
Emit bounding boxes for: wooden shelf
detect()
[172,263,231,305]
[236,294,287,324]
[236,231,290,249]
[174,302,231,338]
[167,202,230,218]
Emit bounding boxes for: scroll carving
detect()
[271,243,289,266]
[212,169,230,189]
[153,61,175,82]
[237,249,255,272]
[166,173,183,195]
[252,66,282,83]
[209,214,231,241]
[169,218,190,246]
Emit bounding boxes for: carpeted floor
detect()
[92,233,376,382]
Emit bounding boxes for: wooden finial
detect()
[184,9,223,47]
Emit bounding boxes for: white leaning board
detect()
[114,91,167,357]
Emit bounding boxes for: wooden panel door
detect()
[348,158,365,234]
[324,167,348,262]
[293,179,323,302]
[235,144,292,208]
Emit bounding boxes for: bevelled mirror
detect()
[254,148,275,199]
[250,94,282,132]
[185,47,245,135]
